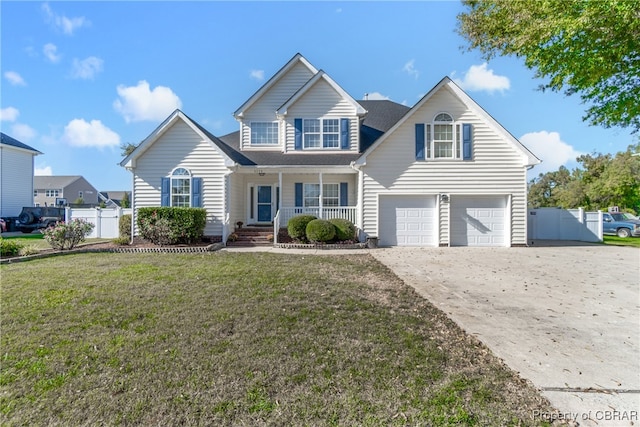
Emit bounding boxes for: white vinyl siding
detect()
[284,79,359,152]
[240,62,315,150]
[362,86,530,246]
[0,145,36,217]
[132,120,228,236]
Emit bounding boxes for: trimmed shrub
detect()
[306,219,335,243]
[329,218,356,241]
[287,214,317,242]
[119,214,132,238]
[43,219,95,250]
[1,238,23,257]
[137,207,207,245]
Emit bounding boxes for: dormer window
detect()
[303,118,340,149]
[251,122,279,145]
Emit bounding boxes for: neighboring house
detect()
[1,132,42,218]
[121,53,540,247]
[99,191,131,208]
[34,175,99,207]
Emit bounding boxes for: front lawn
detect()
[1,253,555,426]
[603,235,640,248]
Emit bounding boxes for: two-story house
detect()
[34,175,99,207]
[121,53,539,247]
[1,132,42,218]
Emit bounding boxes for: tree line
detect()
[528,144,640,214]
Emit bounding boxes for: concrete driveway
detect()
[371,242,640,426]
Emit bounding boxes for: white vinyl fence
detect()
[66,207,132,239]
[528,208,602,242]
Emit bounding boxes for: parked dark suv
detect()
[16,207,65,233]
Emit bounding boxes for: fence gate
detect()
[66,207,132,239]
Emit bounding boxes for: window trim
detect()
[302,183,340,207]
[170,167,191,208]
[302,118,341,150]
[425,112,462,160]
[250,121,279,145]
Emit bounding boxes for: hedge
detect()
[137,207,206,245]
[306,219,336,243]
[287,214,317,242]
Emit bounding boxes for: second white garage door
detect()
[379,195,437,246]
[450,196,507,247]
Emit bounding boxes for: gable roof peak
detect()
[233,53,319,119]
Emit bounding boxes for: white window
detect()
[433,113,454,158]
[251,122,279,145]
[303,119,340,149]
[78,191,84,199]
[46,190,60,198]
[34,190,38,197]
[171,167,191,207]
[303,183,340,207]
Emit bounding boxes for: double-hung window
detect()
[303,183,340,207]
[251,122,278,145]
[46,189,60,198]
[171,167,191,207]
[433,113,455,158]
[303,118,340,149]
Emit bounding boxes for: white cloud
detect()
[113,80,182,123]
[62,119,120,148]
[4,71,26,86]
[35,165,53,176]
[0,107,20,122]
[403,59,419,79]
[520,131,582,176]
[71,56,104,80]
[365,92,390,100]
[11,123,37,142]
[42,3,89,35]
[43,43,61,63]
[250,69,265,81]
[453,63,510,93]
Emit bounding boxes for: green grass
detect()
[1,234,111,250]
[603,235,640,248]
[1,253,555,426]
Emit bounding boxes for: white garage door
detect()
[379,195,437,246]
[450,196,507,247]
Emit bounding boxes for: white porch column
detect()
[278,171,282,213]
[318,172,323,219]
[358,168,364,230]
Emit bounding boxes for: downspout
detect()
[350,160,365,242]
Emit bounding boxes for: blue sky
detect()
[1,1,636,192]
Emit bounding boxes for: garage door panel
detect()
[379,196,437,247]
[451,196,507,247]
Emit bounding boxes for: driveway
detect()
[371,243,640,427]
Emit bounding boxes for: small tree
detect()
[120,192,130,208]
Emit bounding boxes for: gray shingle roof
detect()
[34,175,83,189]
[0,132,42,154]
[203,99,408,167]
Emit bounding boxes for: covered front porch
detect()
[225,166,361,243]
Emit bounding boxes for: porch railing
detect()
[274,206,358,244]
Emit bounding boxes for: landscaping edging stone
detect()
[0,242,226,264]
[1,241,371,264]
[274,242,367,250]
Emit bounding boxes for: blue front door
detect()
[257,186,272,222]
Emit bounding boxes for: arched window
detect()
[433,113,454,158]
[171,167,191,207]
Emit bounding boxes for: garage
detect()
[378,195,437,246]
[450,196,507,247]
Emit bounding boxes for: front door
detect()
[257,185,272,222]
